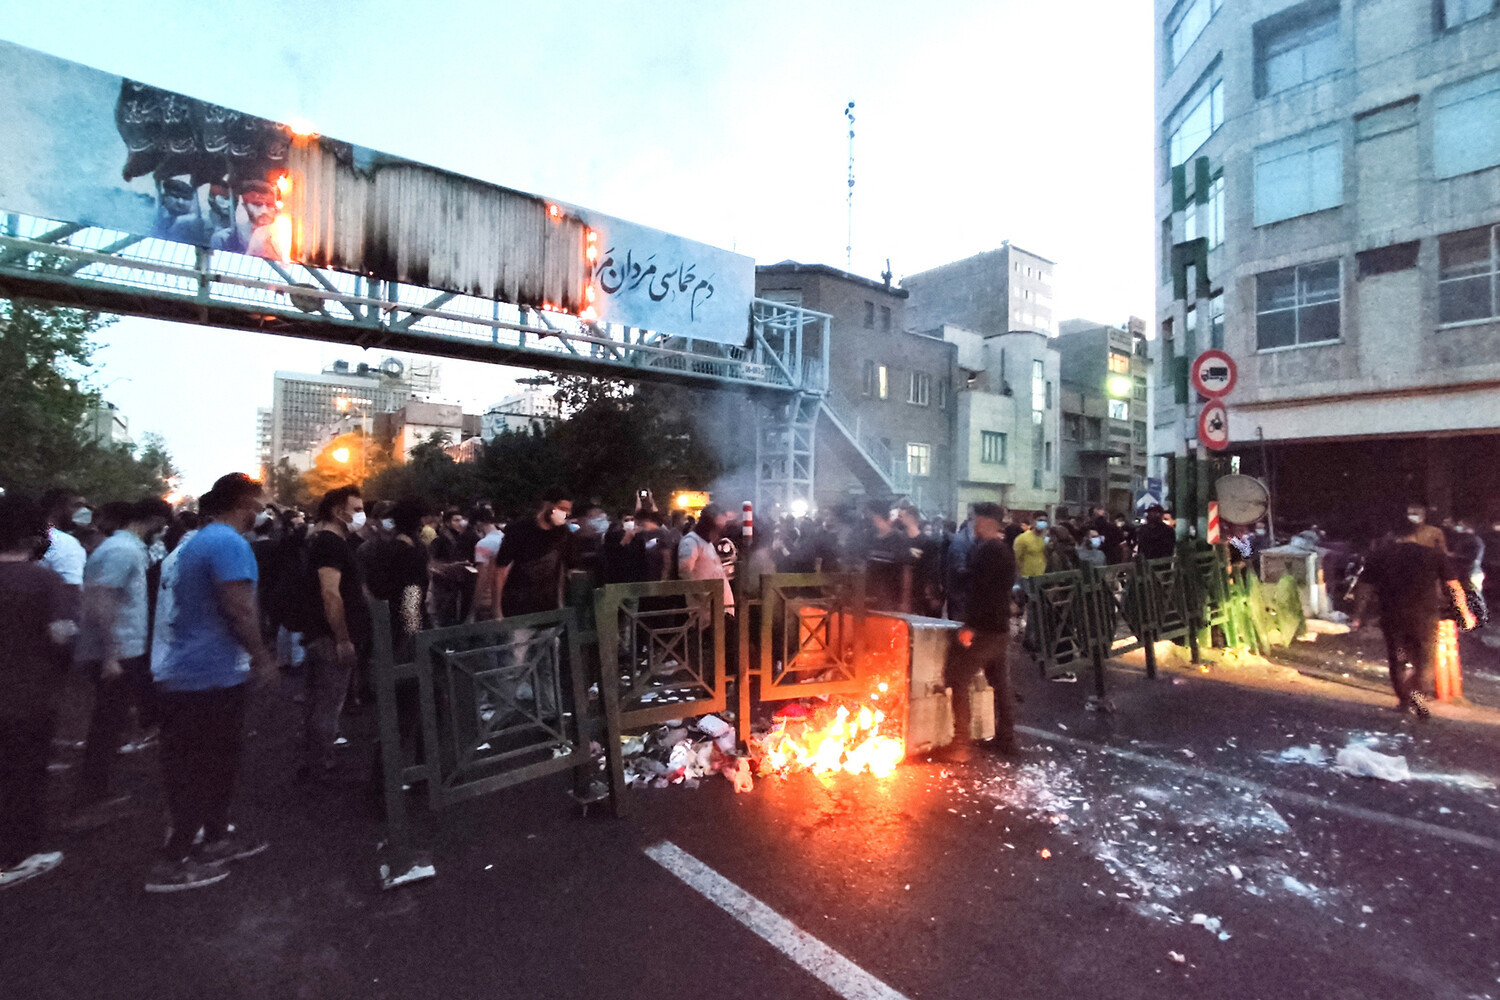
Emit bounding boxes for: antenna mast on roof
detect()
[844,101,856,270]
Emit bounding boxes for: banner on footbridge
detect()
[0,39,753,345]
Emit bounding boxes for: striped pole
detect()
[1207,501,1221,544]
[742,501,754,547]
[1435,619,1462,702]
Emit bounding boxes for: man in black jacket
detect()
[1136,505,1178,561]
[934,502,1019,762]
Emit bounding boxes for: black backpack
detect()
[264,532,321,633]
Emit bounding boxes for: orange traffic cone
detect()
[1434,619,1463,702]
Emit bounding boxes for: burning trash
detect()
[748,695,904,779]
[620,714,750,791]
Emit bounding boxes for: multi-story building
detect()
[903,243,1058,338]
[936,325,1061,517]
[267,358,434,471]
[1056,319,1153,514]
[85,401,132,448]
[254,407,273,480]
[755,262,956,517]
[372,401,479,463]
[482,380,565,439]
[1155,0,1500,532]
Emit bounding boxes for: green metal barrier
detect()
[593,579,727,730]
[370,600,625,890]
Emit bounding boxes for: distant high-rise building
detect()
[266,357,439,472]
[903,243,1056,338]
[255,407,273,480]
[1056,319,1153,515]
[85,401,132,448]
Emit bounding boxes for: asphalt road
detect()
[4,648,1498,1000]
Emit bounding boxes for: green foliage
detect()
[362,378,748,517]
[0,298,180,500]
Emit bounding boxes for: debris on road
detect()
[1190,913,1231,941]
[1334,744,1410,782]
[1167,951,1187,964]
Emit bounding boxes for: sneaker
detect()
[144,857,230,894]
[196,833,269,867]
[1410,691,1432,720]
[0,852,63,889]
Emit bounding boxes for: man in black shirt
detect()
[1136,505,1177,561]
[299,486,371,780]
[1354,518,1474,718]
[493,490,574,619]
[862,499,913,613]
[935,502,1019,762]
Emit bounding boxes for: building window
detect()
[981,431,1008,465]
[936,378,949,409]
[1161,218,1174,285]
[1133,422,1148,446]
[863,361,889,398]
[878,365,889,399]
[1438,225,1500,324]
[1033,469,1043,490]
[1254,2,1340,98]
[863,301,875,328]
[1168,76,1225,168]
[881,305,892,331]
[1044,441,1053,471]
[1184,202,1199,245]
[1109,399,1130,421]
[1063,414,1082,441]
[1208,174,1225,249]
[1045,381,1054,409]
[1108,351,1131,374]
[1031,359,1046,412]
[1254,124,1342,225]
[1085,417,1103,443]
[1434,69,1500,179]
[1064,476,1086,503]
[1442,0,1498,29]
[1133,378,1148,401]
[906,443,931,477]
[908,371,932,406]
[1209,291,1225,348]
[1166,0,1222,71]
[1256,260,1341,349]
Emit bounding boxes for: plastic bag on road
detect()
[1334,745,1410,782]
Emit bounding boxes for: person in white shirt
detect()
[470,511,504,621]
[40,489,87,592]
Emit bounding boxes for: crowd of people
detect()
[5,468,1371,893]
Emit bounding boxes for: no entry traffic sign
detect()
[1190,349,1237,399]
[1198,400,1230,451]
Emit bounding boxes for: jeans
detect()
[0,711,57,867]
[78,654,154,805]
[157,684,247,860]
[946,629,1015,747]
[302,637,354,772]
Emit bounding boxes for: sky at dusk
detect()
[0,0,1155,493]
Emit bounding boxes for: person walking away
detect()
[1046,524,1080,573]
[70,498,171,827]
[1353,516,1474,718]
[0,496,78,889]
[148,473,275,892]
[1136,505,1177,561]
[298,486,372,783]
[362,498,432,662]
[932,502,1019,763]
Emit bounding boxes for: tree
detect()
[0,297,183,500]
[268,456,311,509]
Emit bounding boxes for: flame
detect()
[547,203,562,221]
[754,683,904,779]
[271,215,292,264]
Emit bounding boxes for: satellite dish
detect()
[380,357,404,379]
[1215,475,1270,525]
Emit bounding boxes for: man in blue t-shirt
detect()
[147,474,275,894]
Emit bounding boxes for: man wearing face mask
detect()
[297,486,371,783]
[1136,505,1178,561]
[70,498,172,826]
[1012,510,1050,580]
[39,489,87,600]
[429,509,476,628]
[1078,528,1108,569]
[492,490,575,620]
[1405,503,1448,554]
[469,510,505,621]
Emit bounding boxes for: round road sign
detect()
[1198,400,1230,451]
[1190,349,1237,398]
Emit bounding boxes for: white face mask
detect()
[588,516,609,533]
[454,518,468,532]
[381,518,396,532]
[72,508,93,527]
[1090,537,1103,548]
[1408,514,1423,524]
[1034,520,1049,531]
[253,511,273,529]
[622,520,635,533]
[348,511,367,531]
[549,507,568,526]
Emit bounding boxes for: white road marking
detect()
[1016,725,1500,855]
[644,840,911,1000]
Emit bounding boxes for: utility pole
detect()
[844,101,856,270]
